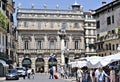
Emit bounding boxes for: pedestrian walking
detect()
[49,67,54,79]
[77,68,83,82]
[22,69,26,79]
[82,70,87,82]
[31,69,35,79]
[60,67,65,78]
[87,72,92,82]
[95,67,109,82]
[27,68,31,79]
[90,69,95,82]
[109,67,115,82]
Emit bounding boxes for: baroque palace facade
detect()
[16,2,96,72]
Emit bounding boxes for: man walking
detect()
[49,67,54,79]
[77,68,83,82]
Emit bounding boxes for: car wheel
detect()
[16,78,19,80]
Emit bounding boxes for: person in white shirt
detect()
[77,68,83,82]
[27,68,31,79]
[95,67,108,82]
[95,68,100,82]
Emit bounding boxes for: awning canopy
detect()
[0,59,9,67]
[69,52,120,68]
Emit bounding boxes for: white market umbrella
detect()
[77,60,87,68]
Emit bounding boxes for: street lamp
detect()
[58,28,66,67]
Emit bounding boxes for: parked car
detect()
[16,67,27,77]
[6,69,19,80]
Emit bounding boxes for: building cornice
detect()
[93,0,120,15]
[17,8,84,15]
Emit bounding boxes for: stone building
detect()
[16,2,96,72]
[6,0,15,68]
[94,0,120,56]
[0,0,15,76]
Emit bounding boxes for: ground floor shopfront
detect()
[17,51,78,73]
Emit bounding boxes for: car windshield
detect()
[16,68,23,70]
[8,69,16,73]
[16,67,26,71]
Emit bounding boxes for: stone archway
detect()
[22,58,32,69]
[48,56,57,70]
[35,58,44,73]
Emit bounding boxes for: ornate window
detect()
[62,22,67,29]
[51,22,54,28]
[64,40,68,48]
[49,40,55,49]
[74,40,79,49]
[74,22,79,28]
[24,21,28,27]
[37,41,42,49]
[24,41,29,49]
[38,22,41,28]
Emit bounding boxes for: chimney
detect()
[102,2,106,6]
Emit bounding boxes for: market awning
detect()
[0,59,9,67]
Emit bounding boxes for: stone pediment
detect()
[34,35,44,40]
[22,35,31,40]
[48,35,57,40]
[72,36,81,40]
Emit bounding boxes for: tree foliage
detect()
[0,10,9,30]
[118,26,120,35]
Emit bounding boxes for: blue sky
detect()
[14,0,112,11]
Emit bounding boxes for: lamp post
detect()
[58,28,66,67]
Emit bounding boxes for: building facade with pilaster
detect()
[16,2,96,72]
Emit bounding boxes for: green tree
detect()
[118,26,120,35]
[0,10,9,30]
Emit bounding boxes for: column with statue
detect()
[58,27,66,67]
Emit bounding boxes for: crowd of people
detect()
[75,66,117,82]
[48,66,118,82]
[18,65,120,82]
[48,66,69,79]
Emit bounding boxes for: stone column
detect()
[31,35,35,49]
[31,57,35,70]
[44,34,48,49]
[58,29,66,67]
[19,57,24,67]
[69,35,72,49]
[18,35,23,49]
[44,56,49,72]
